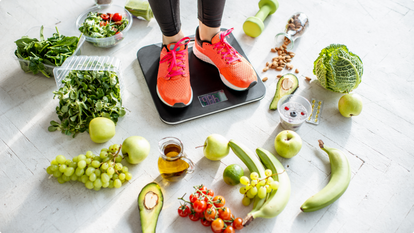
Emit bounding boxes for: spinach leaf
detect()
[14,26,81,78]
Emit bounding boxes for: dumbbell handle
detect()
[255,5,272,21]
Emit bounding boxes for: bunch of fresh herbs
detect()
[14,26,81,78]
[49,69,126,137]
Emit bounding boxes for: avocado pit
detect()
[144,191,159,210]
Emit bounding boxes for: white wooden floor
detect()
[1,0,414,232]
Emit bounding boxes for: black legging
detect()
[148,0,226,37]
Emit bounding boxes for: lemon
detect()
[223,164,244,186]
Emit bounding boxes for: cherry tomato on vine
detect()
[206,189,215,197]
[189,193,199,203]
[223,226,235,233]
[230,213,235,220]
[199,185,207,194]
[232,218,243,230]
[211,218,224,233]
[193,199,207,213]
[189,212,201,221]
[201,218,212,227]
[111,12,123,21]
[218,207,231,220]
[178,205,190,217]
[213,195,226,207]
[100,13,109,20]
[204,206,217,221]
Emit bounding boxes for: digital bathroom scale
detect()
[137,30,266,124]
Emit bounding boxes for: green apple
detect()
[275,130,302,158]
[203,134,230,161]
[338,93,363,117]
[122,136,150,164]
[88,117,116,143]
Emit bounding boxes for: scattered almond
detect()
[295,69,299,73]
[305,76,311,81]
[277,74,282,78]
[271,48,276,53]
[266,62,270,67]
[262,77,268,82]
[263,67,269,72]
[276,67,283,71]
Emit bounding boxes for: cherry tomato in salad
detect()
[201,218,212,227]
[213,196,226,207]
[223,226,235,233]
[193,199,207,213]
[211,218,224,233]
[111,12,122,21]
[204,206,217,221]
[232,218,243,230]
[218,207,231,220]
[100,13,109,20]
[189,193,199,203]
[178,205,190,217]
[99,21,108,27]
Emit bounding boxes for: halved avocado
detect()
[269,73,299,110]
[138,182,164,233]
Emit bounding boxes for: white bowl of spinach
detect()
[76,4,133,48]
[14,26,84,78]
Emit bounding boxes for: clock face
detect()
[198,90,228,107]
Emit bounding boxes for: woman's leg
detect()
[148,0,185,44]
[198,0,226,41]
[148,0,192,108]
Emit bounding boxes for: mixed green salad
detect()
[78,12,129,38]
[14,26,81,78]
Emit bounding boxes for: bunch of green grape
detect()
[46,144,132,191]
[239,169,280,206]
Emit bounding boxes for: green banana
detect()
[229,140,266,177]
[242,148,291,225]
[228,140,266,210]
[300,140,351,212]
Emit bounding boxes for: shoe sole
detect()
[156,85,193,108]
[193,45,257,91]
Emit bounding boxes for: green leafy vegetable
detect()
[49,69,125,137]
[313,44,363,93]
[78,12,129,38]
[14,26,81,78]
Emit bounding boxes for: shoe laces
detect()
[161,37,190,79]
[213,28,241,65]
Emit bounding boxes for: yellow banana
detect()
[300,140,351,212]
[243,148,291,226]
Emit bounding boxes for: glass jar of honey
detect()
[158,137,195,182]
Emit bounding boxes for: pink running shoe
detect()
[193,28,258,91]
[157,37,193,108]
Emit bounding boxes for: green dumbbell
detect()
[243,0,279,38]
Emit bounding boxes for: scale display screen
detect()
[198,90,228,107]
